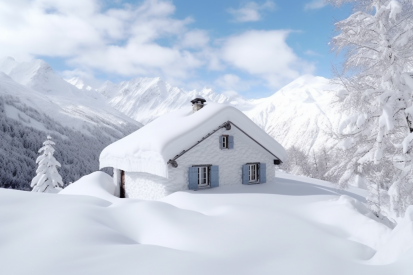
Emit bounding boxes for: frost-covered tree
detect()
[31,136,63,193]
[328,0,413,217]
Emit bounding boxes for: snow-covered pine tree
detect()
[31,136,63,193]
[328,0,413,218]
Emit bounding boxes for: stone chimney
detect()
[190,96,206,113]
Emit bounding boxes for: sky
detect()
[0,0,351,98]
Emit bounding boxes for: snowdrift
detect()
[60,172,120,203]
[1,173,412,275]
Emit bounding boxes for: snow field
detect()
[1,172,412,274]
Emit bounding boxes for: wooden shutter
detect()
[259,163,267,183]
[188,167,198,190]
[219,136,224,149]
[228,135,234,149]
[210,166,219,188]
[242,165,249,185]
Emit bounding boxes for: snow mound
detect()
[100,103,286,178]
[0,173,411,274]
[306,195,392,251]
[371,206,413,264]
[60,172,119,203]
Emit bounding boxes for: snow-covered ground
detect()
[1,172,412,275]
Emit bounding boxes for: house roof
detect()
[99,103,286,178]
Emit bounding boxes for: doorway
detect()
[120,170,125,198]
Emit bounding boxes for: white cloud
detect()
[180,30,210,49]
[215,74,250,92]
[227,1,276,22]
[304,0,328,10]
[221,30,315,88]
[0,0,203,83]
[0,0,316,92]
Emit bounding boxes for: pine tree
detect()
[31,136,63,193]
[328,0,413,218]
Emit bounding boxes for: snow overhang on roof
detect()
[99,103,286,178]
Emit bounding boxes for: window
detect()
[188,165,219,190]
[222,135,228,149]
[242,163,266,185]
[248,164,258,182]
[198,166,209,187]
[219,135,233,149]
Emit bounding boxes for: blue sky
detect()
[0,0,351,98]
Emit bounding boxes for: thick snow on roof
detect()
[99,103,286,177]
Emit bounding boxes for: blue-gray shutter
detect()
[242,165,249,185]
[228,135,234,149]
[219,136,224,149]
[259,163,266,183]
[188,167,198,190]
[210,166,219,188]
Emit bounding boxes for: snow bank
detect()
[60,172,120,203]
[1,173,411,274]
[371,206,413,264]
[306,195,392,251]
[99,103,286,178]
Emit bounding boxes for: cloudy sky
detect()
[0,0,350,98]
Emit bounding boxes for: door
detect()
[120,170,125,198]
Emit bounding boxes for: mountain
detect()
[0,57,142,190]
[95,77,250,125]
[0,57,141,133]
[244,75,340,154]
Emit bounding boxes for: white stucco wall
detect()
[124,125,277,200]
[113,168,120,197]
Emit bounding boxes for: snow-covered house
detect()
[99,98,286,200]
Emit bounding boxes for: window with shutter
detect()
[242,163,264,184]
[189,165,218,189]
[220,135,229,149]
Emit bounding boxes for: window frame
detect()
[222,135,229,149]
[192,165,211,188]
[247,163,259,183]
[198,166,209,187]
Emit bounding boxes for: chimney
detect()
[190,96,206,113]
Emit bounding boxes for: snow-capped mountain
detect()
[0,57,142,134]
[0,57,141,190]
[95,77,249,125]
[244,75,340,154]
